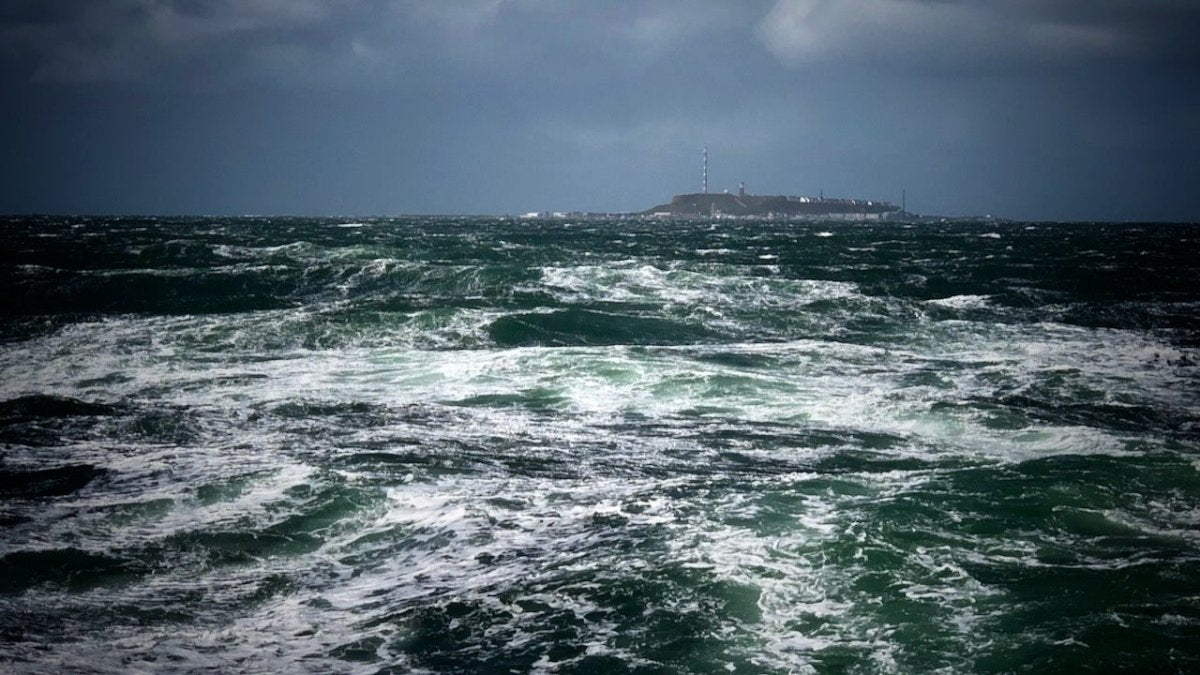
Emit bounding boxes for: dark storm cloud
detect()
[1,1,1198,219]
[3,0,1197,86]
[0,0,384,84]
[757,0,1200,71]
[0,0,764,87]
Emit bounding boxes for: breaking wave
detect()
[2,216,1199,673]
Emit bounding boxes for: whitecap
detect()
[927,295,993,310]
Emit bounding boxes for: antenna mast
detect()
[702,146,708,194]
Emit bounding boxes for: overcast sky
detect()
[3,0,1199,220]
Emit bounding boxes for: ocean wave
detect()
[4,217,1200,672]
[534,262,861,309]
[927,294,994,310]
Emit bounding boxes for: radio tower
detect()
[702,146,708,194]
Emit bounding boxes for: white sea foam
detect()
[4,311,1193,467]
[533,262,860,309]
[7,219,1199,673]
[927,294,993,310]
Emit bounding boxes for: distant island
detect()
[644,148,900,220]
[642,185,899,221]
[521,148,905,221]
[519,185,903,221]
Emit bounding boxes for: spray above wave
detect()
[1,216,1199,673]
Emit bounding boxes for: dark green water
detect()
[1,216,1198,673]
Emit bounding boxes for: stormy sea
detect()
[1,215,1198,674]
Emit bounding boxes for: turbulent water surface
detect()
[1,216,1199,673]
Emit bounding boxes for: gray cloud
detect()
[0,0,764,87]
[1,0,361,83]
[757,0,1200,71]
[1,0,1198,219]
[5,0,1198,87]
